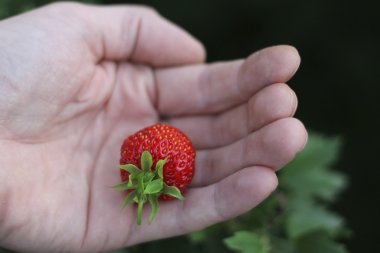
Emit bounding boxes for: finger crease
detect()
[128,13,143,61]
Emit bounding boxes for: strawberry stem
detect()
[137,196,145,225]
[113,151,185,225]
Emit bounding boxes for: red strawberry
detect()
[113,123,196,225]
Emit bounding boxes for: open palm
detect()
[0,3,307,253]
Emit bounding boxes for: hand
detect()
[0,3,307,253]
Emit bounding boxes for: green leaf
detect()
[285,200,345,239]
[137,175,144,193]
[281,167,347,202]
[224,231,270,253]
[148,195,159,224]
[112,181,134,191]
[280,133,347,202]
[295,230,349,253]
[155,158,167,179]
[122,191,137,208]
[129,172,141,183]
[143,172,155,184]
[285,133,342,169]
[188,230,208,244]
[119,164,141,175]
[144,179,164,194]
[114,152,173,225]
[163,184,184,200]
[269,235,297,253]
[141,151,153,172]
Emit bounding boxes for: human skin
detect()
[0,2,307,253]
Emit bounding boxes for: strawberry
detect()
[113,123,196,225]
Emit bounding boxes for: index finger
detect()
[39,2,205,66]
[155,45,300,116]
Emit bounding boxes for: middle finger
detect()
[169,83,298,149]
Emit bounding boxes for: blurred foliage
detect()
[0,1,351,253]
[0,0,34,17]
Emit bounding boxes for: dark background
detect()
[1,0,378,252]
[99,0,379,251]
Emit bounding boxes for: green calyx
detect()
[112,151,185,225]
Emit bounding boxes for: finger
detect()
[156,45,300,116]
[192,118,307,187]
[126,166,278,246]
[169,83,298,149]
[48,2,205,66]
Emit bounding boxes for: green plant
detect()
[220,133,349,253]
